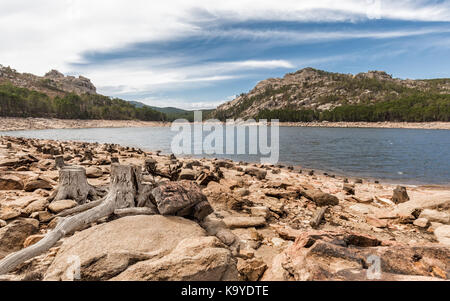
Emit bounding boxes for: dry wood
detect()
[310,207,327,228]
[49,166,102,204]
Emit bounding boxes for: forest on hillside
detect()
[0,83,167,121]
[253,93,450,122]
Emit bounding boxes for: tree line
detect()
[256,93,450,122]
[0,83,166,121]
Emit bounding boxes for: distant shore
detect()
[0,117,450,131]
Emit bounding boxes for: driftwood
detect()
[48,166,103,204]
[310,207,327,229]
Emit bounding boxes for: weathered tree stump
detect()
[49,166,102,205]
[54,155,65,169]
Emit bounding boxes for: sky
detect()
[1,0,450,109]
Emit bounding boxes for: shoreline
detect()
[1,135,449,280]
[1,117,450,131]
[1,133,448,188]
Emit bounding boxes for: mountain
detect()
[0,65,165,121]
[129,101,190,114]
[128,101,214,121]
[212,68,450,122]
[0,65,96,97]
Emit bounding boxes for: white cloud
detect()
[1,0,450,75]
[79,59,294,96]
[1,0,450,108]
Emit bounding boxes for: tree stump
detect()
[50,166,101,205]
[54,156,65,169]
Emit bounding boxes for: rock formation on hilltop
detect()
[212,67,450,120]
[0,65,96,96]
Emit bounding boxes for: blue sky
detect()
[1,0,450,109]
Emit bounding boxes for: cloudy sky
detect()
[1,0,450,109]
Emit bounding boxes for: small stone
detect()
[37,211,54,222]
[413,218,429,228]
[0,207,21,221]
[250,206,269,219]
[0,220,6,228]
[23,199,49,215]
[343,183,355,195]
[48,199,78,213]
[178,169,196,180]
[392,186,409,204]
[365,216,388,228]
[237,258,267,281]
[86,166,103,178]
[23,234,45,248]
[223,216,266,229]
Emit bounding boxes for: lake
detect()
[1,126,449,185]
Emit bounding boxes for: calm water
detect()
[1,126,449,185]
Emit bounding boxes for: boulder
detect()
[23,199,49,215]
[392,186,409,204]
[262,230,449,281]
[302,189,339,206]
[244,167,267,180]
[0,218,39,259]
[413,218,430,228]
[0,175,24,190]
[434,225,450,246]
[151,180,212,220]
[343,183,355,195]
[24,178,52,192]
[86,166,103,178]
[178,169,196,180]
[48,199,78,213]
[419,209,450,225]
[237,258,267,281]
[44,215,237,280]
[0,207,21,221]
[111,237,238,281]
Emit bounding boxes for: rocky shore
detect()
[0,117,169,131]
[1,117,450,131]
[0,135,449,281]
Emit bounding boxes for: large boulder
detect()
[112,236,238,281]
[262,230,449,281]
[434,225,450,246]
[151,180,213,220]
[44,215,238,281]
[0,218,39,259]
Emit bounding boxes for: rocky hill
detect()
[0,65,96,97]
[212,68,450,122]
